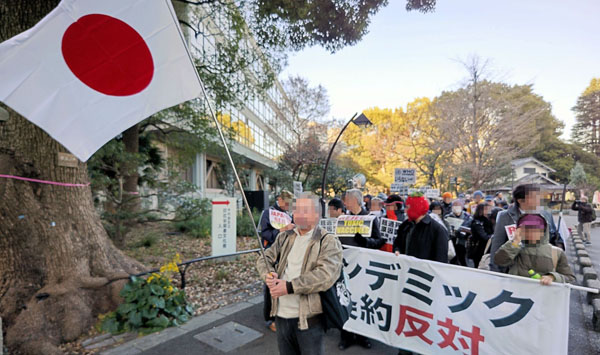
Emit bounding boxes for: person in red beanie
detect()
[393,192,449,263]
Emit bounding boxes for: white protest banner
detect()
[269,209,292,230]
[0,0,201,161]
[394,168,416,185]
[391,183,408,195]
[211,198,236,256]
[379,218,403,252]
[343,247,570,355]
[336,215,375,237]
[319,218,338,234]
[293,181,303,196]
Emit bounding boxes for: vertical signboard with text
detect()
[211,198,237,257]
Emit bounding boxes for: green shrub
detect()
[100,255,194,335]
[236,208,261,237]
[174,215,211,239]
[136,232,159,248]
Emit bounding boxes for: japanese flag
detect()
[0,0,201,161]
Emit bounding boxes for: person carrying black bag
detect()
[257,193,343,355]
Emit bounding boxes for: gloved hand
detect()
[354,232,367,247]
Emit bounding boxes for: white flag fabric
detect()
[343,247,570,355]
[0,0,201,161]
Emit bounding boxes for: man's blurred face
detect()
[346,196,360,210]
[385,203,397,211]
[582,196,589,203]
[294,198,319,230]
[474,195,482,203]
[328,205,343,218]
[520,190,541,211]
[443,196,452,204]
[497,193,503,200]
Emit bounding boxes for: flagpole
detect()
[165,0,270,271]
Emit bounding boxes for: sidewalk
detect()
[101,295,397,355]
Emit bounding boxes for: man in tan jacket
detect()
[257,193,343,355]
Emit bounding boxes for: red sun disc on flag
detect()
[61,14,154,96]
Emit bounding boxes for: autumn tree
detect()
[572,78,600,157]
[432,57,546,190]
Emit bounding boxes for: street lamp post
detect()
[320,112,373,217]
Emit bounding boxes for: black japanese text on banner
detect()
[342,247,570,355]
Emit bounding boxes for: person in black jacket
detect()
[342,189,385,249]
[469,203,494,268]
[260,190,294,249]
[572,196,595,244]
[259,189,294,332]
[393,194,449,263]
[338,188,381,350]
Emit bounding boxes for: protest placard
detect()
[394,168,416,185]
[336,215,375,237]
[268,208,292,230]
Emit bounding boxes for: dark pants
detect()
[275,317,324,355]
[451,243,467,266]
[263,284,274,322]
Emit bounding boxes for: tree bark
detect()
[122,123,140,212]
[0,2,144,354]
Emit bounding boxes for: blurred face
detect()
[452,203,463,216]
[346,195,360,211]
[385,203,397,211]
[484,205,493,217]
[497,193,503,199]
[522,227,543,243]
[328,205,343,218]
[432,207,442,216]
[474,195,482,203]
[582,197,589,203]
[519,190,541,211]
[294,198,320,230]
[277,197,290,211]
[443,196,452,204]
[371,200,382,211]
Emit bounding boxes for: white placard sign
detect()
[293,181,303,196]
[391,183,408,195]
[319,218,338,234]
[425,188,440,198]
[211,198,237,256]
[343,247,570,355]
[394,168,416,184]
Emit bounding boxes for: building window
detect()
[523,167,536,174]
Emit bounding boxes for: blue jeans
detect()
[275,316,324,355]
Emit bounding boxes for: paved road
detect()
[105,214,600,355]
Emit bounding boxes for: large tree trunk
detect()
[0,2,144,354]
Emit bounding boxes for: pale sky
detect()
[281,0,600,139]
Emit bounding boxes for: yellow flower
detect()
[167,286,174,293]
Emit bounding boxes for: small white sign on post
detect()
[394,168,416,185]
[293,181,303,197]
[211,198,237,257]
